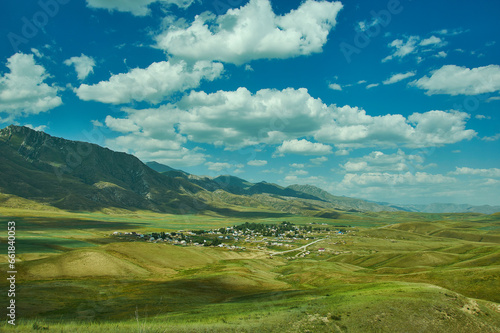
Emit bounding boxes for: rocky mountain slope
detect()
[0,125,205,212]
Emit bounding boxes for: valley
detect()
[1,207,499,332]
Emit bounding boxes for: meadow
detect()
[0,207,499,332]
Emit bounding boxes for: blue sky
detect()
[1,0,499,205]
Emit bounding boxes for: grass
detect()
[0,208,499,332]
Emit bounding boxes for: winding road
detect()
[269,238,326,257]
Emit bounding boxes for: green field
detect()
[1,208,499,332]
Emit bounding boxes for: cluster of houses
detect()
[110,221,353,253]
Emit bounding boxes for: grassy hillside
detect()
[1,209,499,332]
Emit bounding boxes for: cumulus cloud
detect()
[64,54,96,80]
[0,53,62,121]
[75,60,223,104]
[382,71,416,85]
[315,107,476,148]
[341,172,456,187]
[366,83,379,89]
[104,106,206,167]
[155,0,343,65]
[450,167,500,178]
[102,87,477,166]
[410,65,500,95]
[275,139,333,156]
[86,0,195,16]
[340,150,427,173]
[176,87,329,149]
[247,160,268,166]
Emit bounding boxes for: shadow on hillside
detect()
[208,208,292,218]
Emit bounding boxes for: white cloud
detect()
[475,115,491,120]
[177,87,329,150]
[450,167,500,178]
[104,105,205,168]
[275,139,333,156]
[75,60,223,104]
[487,96,500,103]
[92,119,104,127]
[64,54,96,80]
[383,35,447,62]
[407,110,476,146]
[108,135,206,167]
[30,48,43,58]
[434,28,468,36]
[102,88,477,167]
[366,83,379,89]
[283,175,320,185]
[290,163,305,168]
[247,160,268,166]
[482,133,500,142]
[335,149,350,156]
[0,53,62,121]
[86,0,195,16]
[342,172,456,187]
[310,156,328,164]
[419,36,443,46]
[24,124,47,132]
[328,83,342,91]
[382,71,416,85]
[434,51,447,58]
[340,150,427,173]
[155,0,343,65]
[206,162,233,172]
[410,65,500,95]
[356,17,380,33]
[382,36,419,62]
[315,107,476,148]
[290,169,309,176]
[105,116,141,133]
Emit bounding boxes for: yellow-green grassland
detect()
[1,207,499,332]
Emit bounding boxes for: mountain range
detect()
[0,125,498,215]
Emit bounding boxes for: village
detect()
[110,221,353,257]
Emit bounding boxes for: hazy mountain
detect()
[393,203,500,214]
[287,184,399,212]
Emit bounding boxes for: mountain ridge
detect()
[1,125,497,215]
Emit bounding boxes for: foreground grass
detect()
[4,282,500,332]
